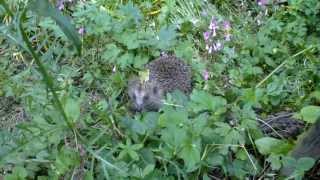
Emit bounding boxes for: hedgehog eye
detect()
[132,94,136,100]
[152,86,158,94]
[143,95,149,101]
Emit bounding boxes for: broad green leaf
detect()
[255,137,291,155]
[266,154,282,170]
[156,25,177,50]
[179,141,201,172]
[119,2,142,25]
[159,108,188,127]
[190,90,227,113]
[161,126,187,148]
[4,166,28,180]
[55,147,80,175]
[296,157,315,172]
[310,91,320,102]
[65,98,80,122]
[142,164,155,177]
[300,106,320,123]
[29,0,81,55]
[102,44,122,63]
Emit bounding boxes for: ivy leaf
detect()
[300,106,320,123]
[29,0,81,55]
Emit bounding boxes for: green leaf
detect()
[255,137,291,155]
[55,147,80,175]
[142,164,155,177]
[29,0,81,55]
[300,106,320,123]
[179,140,201,172]
[118,53,134,69]
[114,31,140,49]
[65,98,80,123]
[310,91,320,102]
[159,108,188,127]
[266,154,282,170]
[102,44,122,63]
[156,25,177,50]
[4,166,28,180]
[119,2,143,25]
[161,126,187,149]
[190,90,227,113]
[296,157,315,172]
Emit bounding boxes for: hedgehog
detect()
[128,55,192,112]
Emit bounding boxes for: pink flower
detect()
[257,0,268,6]
[223,21,231,31]
[209,18,218,30]
[78,27,85,35]
[203,31,211,41]
[202,70,209,81]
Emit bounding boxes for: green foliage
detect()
[0,0,320,179]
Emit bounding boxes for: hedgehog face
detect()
[128,79,163,112]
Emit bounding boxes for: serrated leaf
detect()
[102,44,122,63]
[29,0,81,55]
[160,107,188,127]
[161,126,187,148]
[179,141,201,172]
[300,106,320,123]
[190,90,227,113]
[119,2,143,25]
[55,147,80,175]
[156,25,177,50]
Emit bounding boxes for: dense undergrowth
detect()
[0,0,320,179]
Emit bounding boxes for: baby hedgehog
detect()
[128,55,192,112]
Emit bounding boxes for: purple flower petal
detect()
[202,70,209,81]
[223,21,231,30]
[209,18,218,31]
[203,31,211,41]
[78,27,85,35]
[257,0,268,6]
